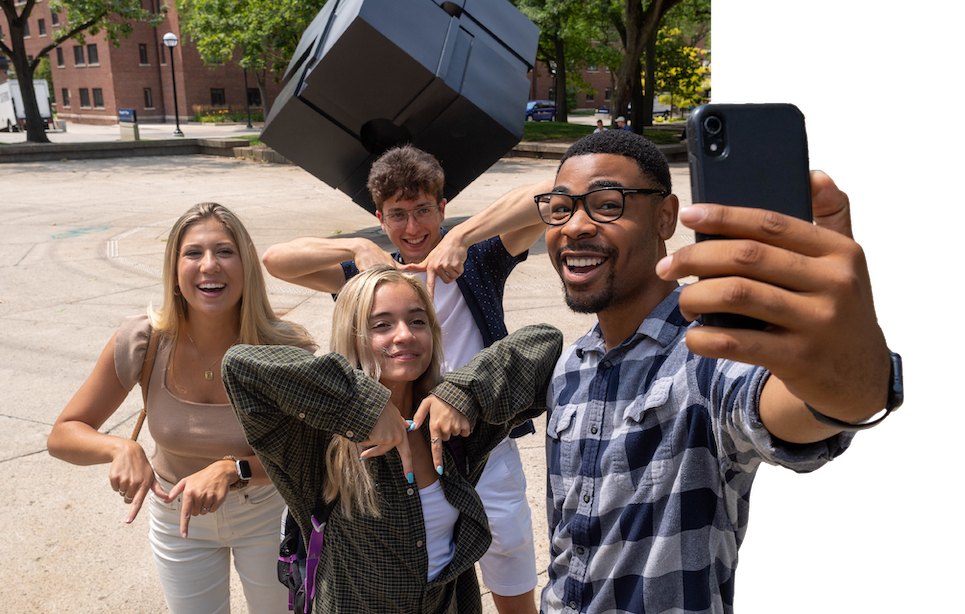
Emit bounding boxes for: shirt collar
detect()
[575,286,690,358]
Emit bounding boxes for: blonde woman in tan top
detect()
[48,203,315,614]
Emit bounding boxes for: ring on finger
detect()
[430,436,440,443]
[118,490,126,496]
[201,506,211,512]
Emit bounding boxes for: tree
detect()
[602,0,685,132]
[0,0,162,143]
[652,26,708,117]
[177,0,326,113]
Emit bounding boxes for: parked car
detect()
[526,100,556,122]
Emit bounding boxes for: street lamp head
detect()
[162,32,179,48]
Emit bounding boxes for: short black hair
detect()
[559,130,672,193]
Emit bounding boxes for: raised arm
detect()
[261,236,398,293]
[656,171,893,444]
[403,179,554,294]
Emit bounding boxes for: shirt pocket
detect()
[610,377,677,494]
[547,404,581,480]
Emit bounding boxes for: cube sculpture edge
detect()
[261,0,539,215]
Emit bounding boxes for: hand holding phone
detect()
[686,103,812,329]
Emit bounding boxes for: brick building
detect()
[13,0,282,125]
[528,61,617,111]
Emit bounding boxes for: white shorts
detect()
[474,437,538,596]
[148,475,290,614]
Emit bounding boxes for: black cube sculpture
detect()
[261,0,539,214]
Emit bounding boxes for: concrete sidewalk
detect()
[0,153,693,613]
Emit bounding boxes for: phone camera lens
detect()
[703,116,722,136]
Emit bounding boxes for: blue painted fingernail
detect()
[436,466,443,475]
[359,457,367,461]
[406,420,416,432]
[407,473,414,484]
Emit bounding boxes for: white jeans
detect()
[475,437,538,596]
[149,475,290,614]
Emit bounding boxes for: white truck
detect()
[0,79,53,132]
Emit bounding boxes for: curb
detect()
[0,137,683,165]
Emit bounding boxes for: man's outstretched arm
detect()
[262,236,397,293]
[657,171,894,444]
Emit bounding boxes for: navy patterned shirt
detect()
[542,287,854,614]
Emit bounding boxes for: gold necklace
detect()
[185,331,238,381]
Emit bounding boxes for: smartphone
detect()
[686,103,812,329]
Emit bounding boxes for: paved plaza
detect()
[0,150,691,613]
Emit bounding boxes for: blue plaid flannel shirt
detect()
[542,287,854,614]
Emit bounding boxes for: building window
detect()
[138,43,149,65]
[61,88,70,108]
[247,88,261,107]
[144,87,154,108]
[93,88,104,108]
[87,44,99,65]
[159,44,166,65]
[38,19,46,36]
[23,20,30,38]
[56,47,64,67]
[79,88,91,108]
[587,64,598,73]
[586,92,595,102]
[210,88,226,106]
[73,45,85,66]
[51,12,59,26]
[604,88,612,102]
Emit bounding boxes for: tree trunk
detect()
[6,19,50,143]
[254,69,269,119]
[640,27,657,128]
[613,0,684,133]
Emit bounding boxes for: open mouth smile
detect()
[197,282,226,295]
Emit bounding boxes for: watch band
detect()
[223,455,251,489]
[805,351,903,431]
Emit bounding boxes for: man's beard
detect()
[554,244,620,314]
[561,266,616,313]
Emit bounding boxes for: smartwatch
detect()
[805,351,904,431]
[224,455,252,489]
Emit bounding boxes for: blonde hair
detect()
[149,202,313,349]
[325,266,444,518]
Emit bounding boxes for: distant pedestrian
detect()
[593,119,607,133]
[615,115,632,131]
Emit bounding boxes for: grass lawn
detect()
[522,121,681,144]
[228,126,675,148]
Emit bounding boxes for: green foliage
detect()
[46,0,164,47]
[650,26,708,116]
[178,0,325,77]
[35,57,53,94]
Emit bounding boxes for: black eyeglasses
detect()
[534,187,667,225]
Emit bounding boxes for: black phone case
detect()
[686,103,812,329]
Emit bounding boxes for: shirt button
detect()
[569,601,578,610]
[298,413,306,419]
[583,494,590,503]
[576,546,585,555]
[407,488,415,496]
[345,430,354,438]
[416,540,423,548]
[590,425,598,435]
[601,360,612,369]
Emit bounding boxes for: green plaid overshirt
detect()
[222,324,562,614]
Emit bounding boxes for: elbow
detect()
[46,427,68,460]
[261,246,282,277]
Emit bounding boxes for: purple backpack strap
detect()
[304,513,327,603]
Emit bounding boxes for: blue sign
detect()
[118,108,137,123]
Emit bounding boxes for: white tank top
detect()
[419,480,459,581]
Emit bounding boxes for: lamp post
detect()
[243,68,253,129]
[162,32,184,137]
